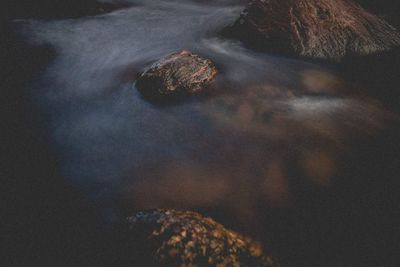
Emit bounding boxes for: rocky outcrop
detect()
[126,209,277,267]
[136,51,218,102]
[224,0,400,61]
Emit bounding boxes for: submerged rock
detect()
[126,209,277,267]
[136,51,218,102]
[224,0,400,61]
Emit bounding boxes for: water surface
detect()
[17,0,398,240]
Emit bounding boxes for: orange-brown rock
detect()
[126,209,277,267]
[136,51,218,102]
[225,0,400,61]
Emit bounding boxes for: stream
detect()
[11,0,400,265]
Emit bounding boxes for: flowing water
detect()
[13,0,400,264]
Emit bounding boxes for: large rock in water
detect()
[125,210,277,267]
[136,51,218,102]
[224,0,400,61]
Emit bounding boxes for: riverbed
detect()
[7,0,400,265]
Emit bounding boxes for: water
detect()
[14,1,399,263]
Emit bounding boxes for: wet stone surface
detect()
[126,209,277,267]
[225,0,400,61]
[136,51,218,103]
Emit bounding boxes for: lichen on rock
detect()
[126,209,277,267]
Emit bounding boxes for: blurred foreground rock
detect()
[224,0,400,61]
[136,51,218,102]
[126,209,277,267]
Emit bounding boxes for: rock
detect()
[224,0,400,61]
[126,209,277,267]
[136,51,218,102]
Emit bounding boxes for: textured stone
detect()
[136,51,218,102]
[126,209,277,267]
[224,0,400,61]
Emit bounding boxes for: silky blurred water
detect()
[17,0,397,227]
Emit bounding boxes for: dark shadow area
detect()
[274,124,400,266]
[1,20,110,266]
[339,47,400,113]
[355,0,400,28]
[221,21,295,58]
[1,0,129,20]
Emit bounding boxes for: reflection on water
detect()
[18,0,398,228]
